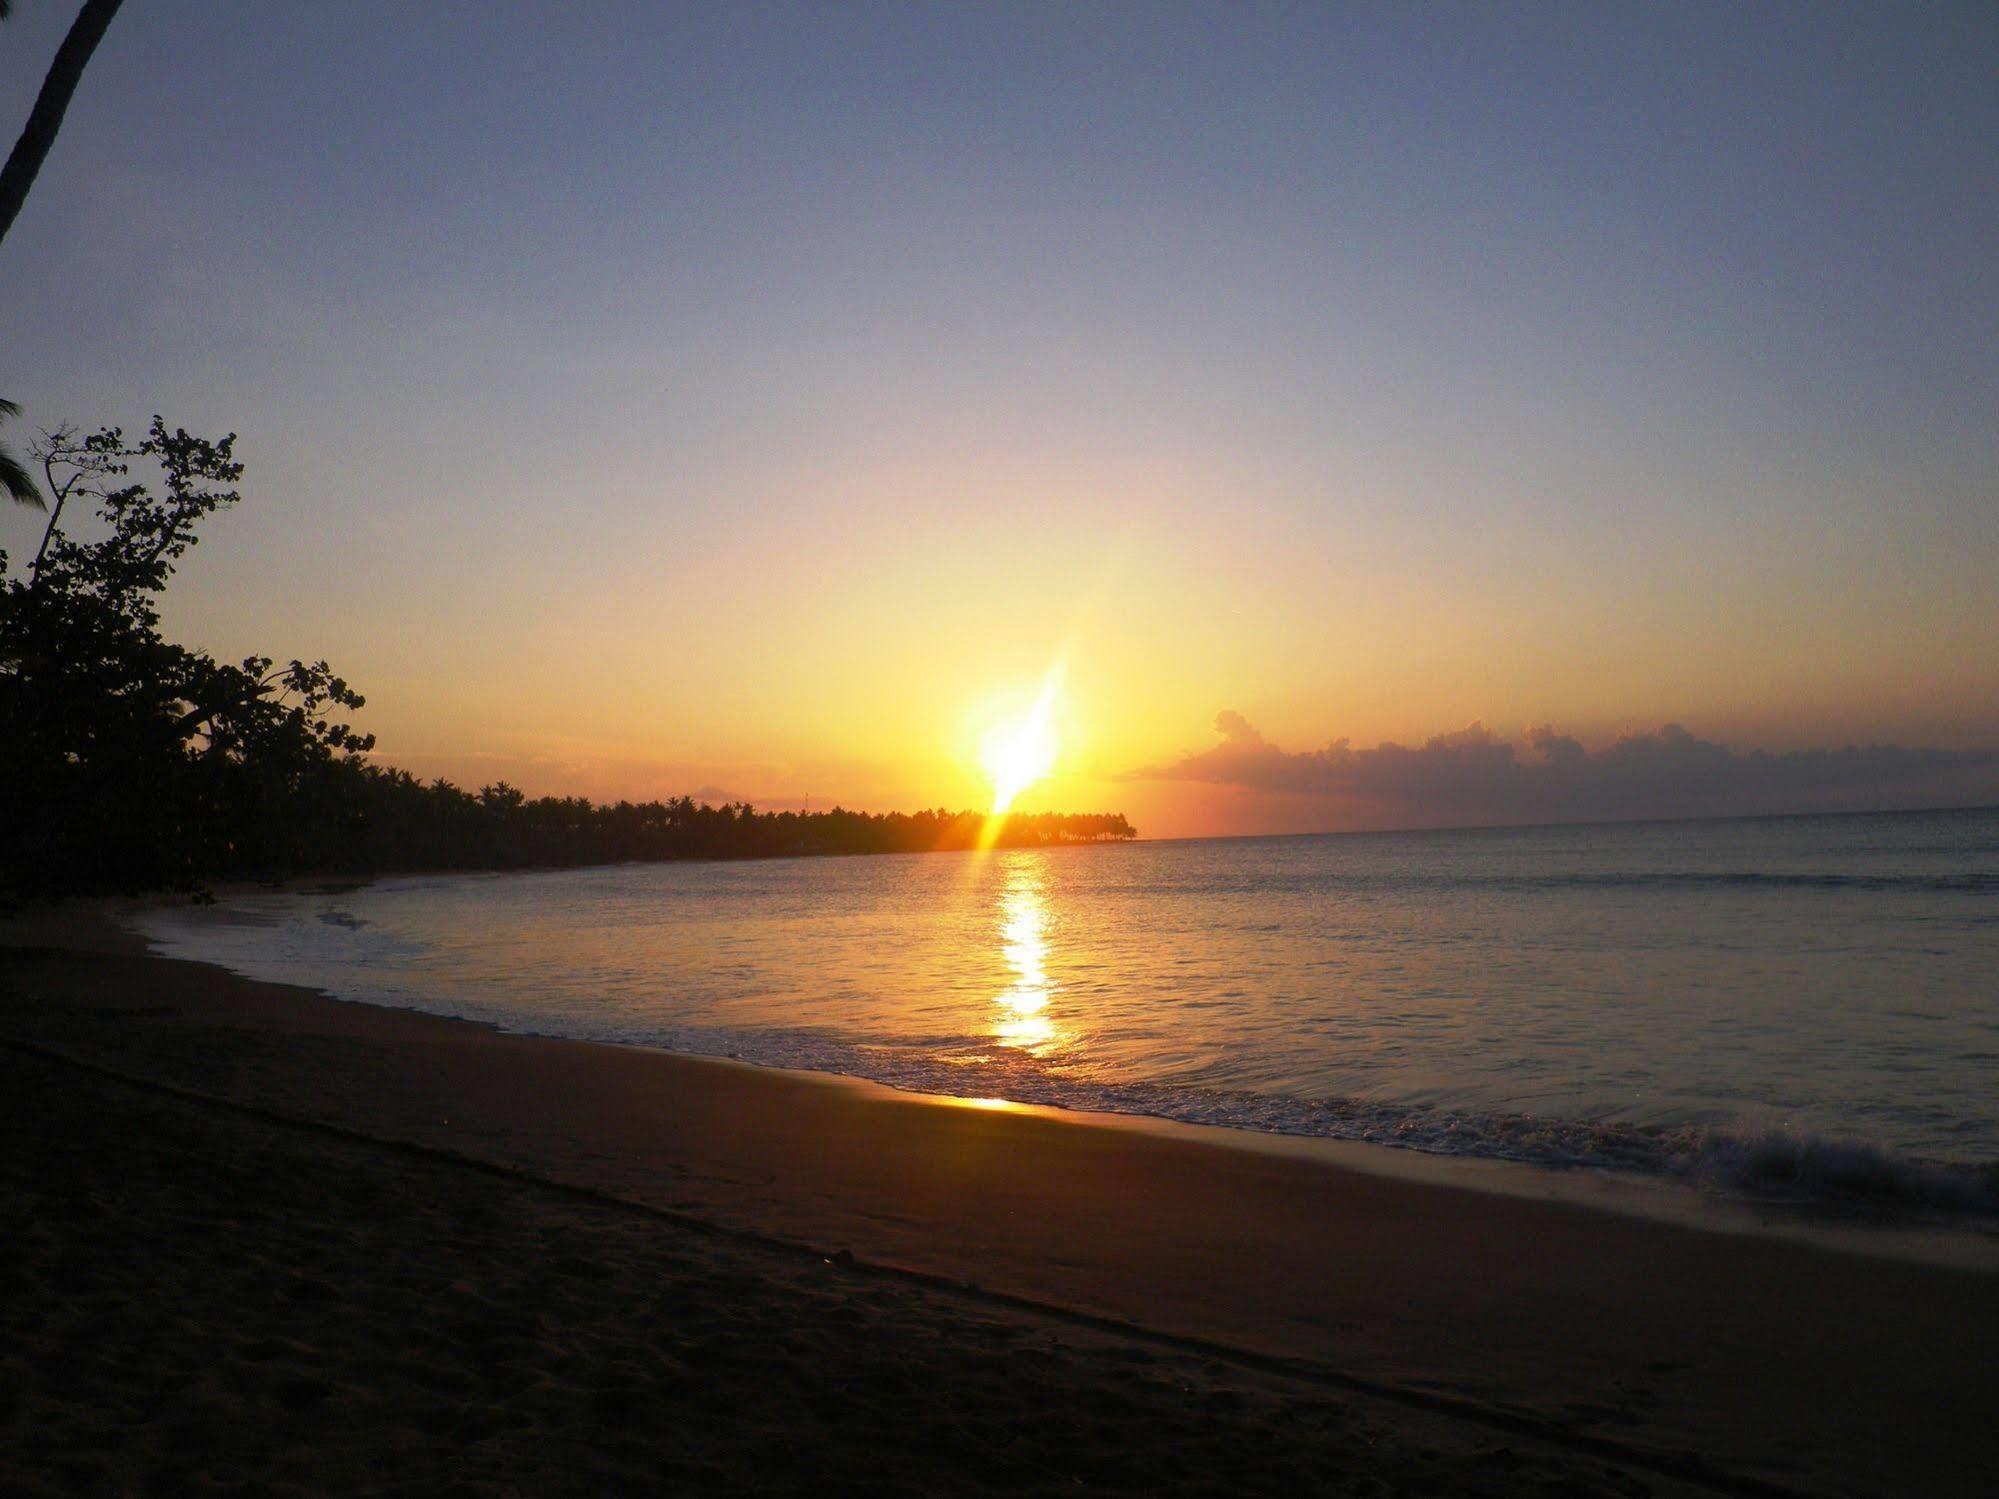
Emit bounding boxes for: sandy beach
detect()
[3,904,1993,1497]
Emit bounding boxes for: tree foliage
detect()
[1,420,1133,895]
[0,399,43,507]
[2,419,371,892]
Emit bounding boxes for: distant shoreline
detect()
[65,799,1994,900]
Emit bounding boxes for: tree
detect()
[1,418,372,891]
[0,398,41,507]
[0,0,127,250]
[3,4,130,508]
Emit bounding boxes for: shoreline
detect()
[129,880,1999,1269]
[5,899,1999,1495]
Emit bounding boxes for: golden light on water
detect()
[992,859,1061,1053]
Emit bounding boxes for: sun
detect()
[977,662,1071,818]
[970,659,1069,822]
[981,709,1058,816]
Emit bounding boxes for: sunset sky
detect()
[4,3,1995,836]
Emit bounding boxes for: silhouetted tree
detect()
[1,418,371,890]
[0,399,40,508]
[0,0,127,250]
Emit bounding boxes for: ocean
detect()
[142,806,1999,1217]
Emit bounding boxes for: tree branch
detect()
[172,680,275,739]
[29,448,79,583]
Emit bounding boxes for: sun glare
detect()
[981,709,1058,816]
[977,662,1068,818]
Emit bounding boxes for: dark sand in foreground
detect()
[3,906,1993,1496]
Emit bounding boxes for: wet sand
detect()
[3,904,1994,1496]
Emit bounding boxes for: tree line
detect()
[0,419,1133,897]
[230,776,1136,877]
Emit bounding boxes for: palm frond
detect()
[0,444,45,508]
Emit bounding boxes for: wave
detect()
[561,1021,1999,1223]
[1673,1129,1999,1216]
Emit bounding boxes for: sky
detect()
[3,2,1995,837]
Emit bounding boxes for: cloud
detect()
[1122,713,1999,828]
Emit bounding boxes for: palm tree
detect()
[0,0,127,251]
[3,1,127,508]
[0,399,42,508]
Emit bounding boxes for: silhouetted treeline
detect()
[207,767,1135,877]
[0,419,1133,897]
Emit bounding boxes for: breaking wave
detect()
[536,1016,1999,1222]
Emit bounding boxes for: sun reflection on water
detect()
[993,857,1064,1054]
